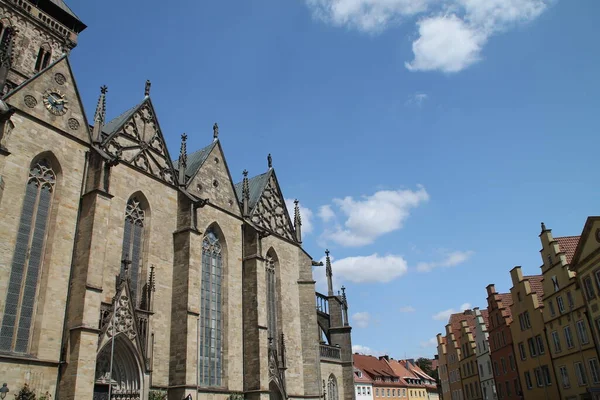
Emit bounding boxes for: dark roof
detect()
[102,102,143,136]
[175,141,217,177]
[32,0,87,32]
[49,0,79,19]
[556,236,580,264]
[234,170,272,209]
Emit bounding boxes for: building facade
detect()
[353,355,407,400]
[472,308,496,400]
[445,311,476,400]
[540,225,597,400]
[437,335,451,400]
[0,1,355,399]
[486,285,521,400]
[458,319,481,400]
[354,366,374,400]
[508,268,559,400]
[571,217,600,400]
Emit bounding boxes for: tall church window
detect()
[34,44,51,72]
[266,251,278,348]
[327,374,339,400]
[121,197,145,306]
[199,231,222,387]
[0,158,56,353]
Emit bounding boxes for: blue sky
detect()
[67,0,600,359]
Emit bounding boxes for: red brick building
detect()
[487,285,522,400]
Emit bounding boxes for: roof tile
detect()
[556,236,581,264]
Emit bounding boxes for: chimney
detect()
[379,355,390,361]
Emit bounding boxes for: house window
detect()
[548,300,556,316]
[552,276,559,292]
[542,365,552,385]
[588,359,600,384]
[518,342,527,360]
[501,358,507,374]
[557,296,566,313]
[536,335,545,354]
[564,326,575,348]
[584,277,596,300]
[509,354,515,370]
[552,331,562,353]
[376,388,379,396]
[367,387,371,396]
[199,231,223,387]
[594,269,600,293]
[121,197,146,305]
[559,366,570,388]
[487,360,492,375]
[528,338,537,357]
[567,291,575,309]
[524,371,533,389]
[505,381,511,397]
[0,159,56,353]
[514,379,521,396]
[576,320,589,344]
[534,368,544,387]
[575,362,588,386]
[494,361,499,376]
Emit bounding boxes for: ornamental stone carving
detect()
[251,175,295,240]
[107,293,137,341]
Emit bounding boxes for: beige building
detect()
[458,319,481,400]
[539,224,596,400]
[508,267,559,400]
[0,1,355,399]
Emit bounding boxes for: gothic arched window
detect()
[199,231,222,387]
[121,197,145,306]
[0,159,56,353]
[327,374,339,400]
[266,251,279,348]
[34,44,51,72]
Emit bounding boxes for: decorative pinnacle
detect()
[242,170,250,199]
[144,80,151,97]
[294,199,301,224]
[179,133,188,165]
[541,222,547,232]
[267,153,272,169]
[93,85,107,125]
[325,249,330,258]
[149,264,156,292]
[213,123,219,139]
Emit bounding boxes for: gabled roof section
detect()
[448,311,475,339]
[572,217,600,266]
[100,96,177,186]
[234,170,271,211]
[524,275,544,304]
[556,236,581,264]
[353,354,398,380]
[180,141,217,177]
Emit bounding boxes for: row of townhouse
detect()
[353,354,440,400]
[436,217,600,400]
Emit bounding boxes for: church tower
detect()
[0,0,86,92]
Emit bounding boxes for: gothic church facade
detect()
[0,1,355,400]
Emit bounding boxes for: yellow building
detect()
[436,334,451,399]
[570,217,600,399]
[509,267,559,399]
[458,319,482,399]
[540,223,597,400]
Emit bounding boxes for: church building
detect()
[0,1,355,399]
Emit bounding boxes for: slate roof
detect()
[102,102,142,136]
[524,274,544,304]
[180,141,217,177]
[49,0,80,20]
[234,170,272,210]
[556,236,581,264]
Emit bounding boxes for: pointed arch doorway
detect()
[94,334,143,400]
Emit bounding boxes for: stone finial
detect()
[242,169,250,217]
[326,249,333,296]
[268,153,272,169]
[294,199,302,244]
[92,85,108,143]
[121,255,132,283]
[178,133,187,186]
[144,80,151,97]
[213,123,219,140]
[149,264,156,292]
[541,222,547,233]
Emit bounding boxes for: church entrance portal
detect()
[94,335,142,400]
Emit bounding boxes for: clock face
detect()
[42,89,69,116]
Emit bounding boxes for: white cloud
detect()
[352,344,387,356]
[420,337,438,348]
[306,0,432,32]
[333,253,408,283]
[285,198,314,234]
[405,15,486,73]
[306,0,552,73]
[322,186,429,247]
[432,302,472,321]
[399,305,416,313]
[416,250,474,272]
[352,312,371,328]
[318,205,336,223]
[406,92,428,106]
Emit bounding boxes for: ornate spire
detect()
[267,153,272,169]
[326,249,333,296]
[242,169,250,217]
[294,199,302,243]
[144,80,151,97]
[178,133,187,186]
[213,123,219,140]
[92,85,107,143]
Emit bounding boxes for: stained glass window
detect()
[121,197,145,306]
[0,159,56,353]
